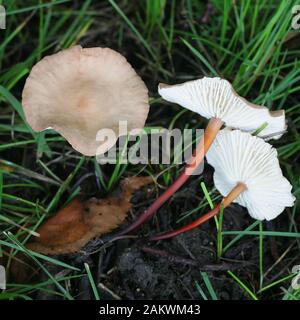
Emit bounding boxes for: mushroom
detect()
[159,77,286,139]
[22,45,149,156]
[121,76,286,235]
[150,129,295,240]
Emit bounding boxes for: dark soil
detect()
[12,174,296,300]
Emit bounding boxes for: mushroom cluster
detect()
[22,47,295,242]
[148,78,294,240]
[122,76,290,235]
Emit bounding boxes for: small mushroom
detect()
[158,77,286,139]
[121,77,286,235]
[22,45,149,156]
[151,129,295,240]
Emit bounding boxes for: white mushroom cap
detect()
[22,46,149,156]
[158,77,286,139]
[206,129,295,220]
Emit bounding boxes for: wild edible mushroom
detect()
[22,45,149,156]
[150,129,295,240]
[121,76,286,234]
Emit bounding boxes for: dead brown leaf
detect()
[28,176,153,255]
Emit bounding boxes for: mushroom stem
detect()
[150,182,247,241]
[120,117,223,235]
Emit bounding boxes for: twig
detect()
[98,282,121,300]
[141,246,251,271]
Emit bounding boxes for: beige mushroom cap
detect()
[22,46,149,156]
[158,77,286,139]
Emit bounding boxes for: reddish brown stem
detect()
[119,118,223,235]
[150,182,247,241]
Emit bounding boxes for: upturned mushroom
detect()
[121,77,286,234]
[22,45,149,156]
[150,129,295,240]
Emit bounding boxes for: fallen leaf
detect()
[28,176,153,255]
